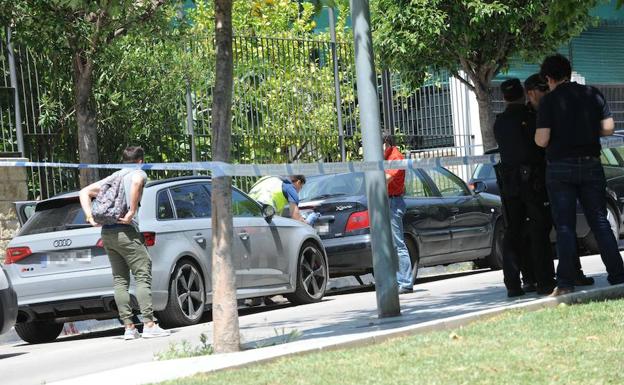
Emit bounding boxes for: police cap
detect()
[500,78,524,101]
[524,73,549,92]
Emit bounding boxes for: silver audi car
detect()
[3,176,328,344]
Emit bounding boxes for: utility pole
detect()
[350,0,400,318]
[328,6,345,161]
[6,26,25,156]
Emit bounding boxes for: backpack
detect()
[92,170,132,225]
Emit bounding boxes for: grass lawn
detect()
[159,299,624,385]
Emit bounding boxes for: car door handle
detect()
[193,234,205,244]
[238,231,249,241]
[450,208,460,214]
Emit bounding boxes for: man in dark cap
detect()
[524,74,550,111]
[535,54,624,296]
[493,78,556,297]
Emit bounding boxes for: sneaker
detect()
[536,285,556,295]
[548,286,575,297]
[142,324,171,339]
[398,287,414,295]
[124,327,140,340]
[507,288,525,298]
[522,282,537,293]
[574,276,594,286]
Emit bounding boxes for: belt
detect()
[548,156,599,163]
[389,194,403,198]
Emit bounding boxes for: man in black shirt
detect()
[494,78,556,297]
[525,73,595,288]
[535,54,624,296]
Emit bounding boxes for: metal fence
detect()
[1,27,465,199]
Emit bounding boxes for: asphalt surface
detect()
[0,255,616,385]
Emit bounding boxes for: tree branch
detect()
[450,70,475,92]
[104,0,167,44]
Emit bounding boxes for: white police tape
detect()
[1,135,623,177]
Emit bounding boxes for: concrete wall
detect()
[0,159,28,263]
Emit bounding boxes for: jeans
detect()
[546,157,624,288]
[390,196,412,289]
[102,226,154,325]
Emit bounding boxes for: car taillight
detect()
[95,239,104,248]
[143,232,156,247]
[345,210,370,233]
[5,247,32,264]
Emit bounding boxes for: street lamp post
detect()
[349,0,400,318]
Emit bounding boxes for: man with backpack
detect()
[79,146,170,339]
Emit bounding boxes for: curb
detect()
[49,283,624,385]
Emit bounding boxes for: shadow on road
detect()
[0,352,27,360]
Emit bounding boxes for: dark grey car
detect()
[0,268,18,335]
[468,147,624,253]
[299,167,504,284]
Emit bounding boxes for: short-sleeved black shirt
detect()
[536,82,611,161]
[494,103,544,166]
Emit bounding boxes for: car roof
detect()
[145,176,211,188]
[33,176,214,212]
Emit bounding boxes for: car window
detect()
[19,201,87,236]
[170,184,211,219]
[300,173,366,201]
[156,189,174,220]
[426,167,470,197]
[601,149,620,166]
[232,189,262,217]
[473,164,496,180]
[405,170,433,198]
[610,146,624,166]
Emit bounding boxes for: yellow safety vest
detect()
[248,176,289,215]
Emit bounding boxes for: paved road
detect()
[0,255,613,385]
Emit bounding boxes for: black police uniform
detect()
[494,101,556,295]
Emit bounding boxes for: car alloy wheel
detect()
[300,245,327,300]
[174,263,205,322]
[287,242,328,305]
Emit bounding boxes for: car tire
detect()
[14,321,64,344]
[406,237,420,286]
[486,219,504,270]
[286,242,328,305]
[583,204,619,254]
[156,259,206,328]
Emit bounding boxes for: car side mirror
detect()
[473,181,487,194]
[261,204,275,222]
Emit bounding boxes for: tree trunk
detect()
[211,0,239,354]
[72,52,99,187]
[472,79,497,152]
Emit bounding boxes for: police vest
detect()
[248,176,289,215]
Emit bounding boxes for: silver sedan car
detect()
[3,176,328,344]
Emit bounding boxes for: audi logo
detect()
[53,239,72,248]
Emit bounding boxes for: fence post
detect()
[185,78,197,175]
[380,69,393,134]
[6,26,25,156]
[350,0,401,318]
[328,7,346,161]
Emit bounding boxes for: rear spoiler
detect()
[13,201,37,226]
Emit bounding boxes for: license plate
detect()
[315,223,329,234]
[42,249,93,266]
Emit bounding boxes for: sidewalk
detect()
[36,254,624,385]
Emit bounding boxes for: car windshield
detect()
[300,173,366,201]
[19,201,88,236]
[473,164,496,180]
